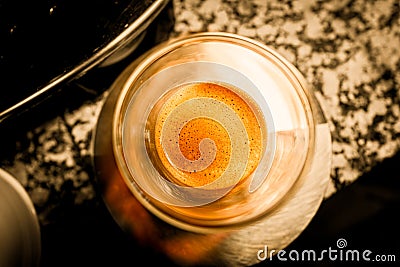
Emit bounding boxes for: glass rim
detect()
[111,32,318,233]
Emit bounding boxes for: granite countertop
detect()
[0,0,399,265]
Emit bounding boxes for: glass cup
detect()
[93,32,332,266]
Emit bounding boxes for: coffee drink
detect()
[145,82,265,190]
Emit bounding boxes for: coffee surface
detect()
[149,82,264,188]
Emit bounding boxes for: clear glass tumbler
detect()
[93,32,332,266]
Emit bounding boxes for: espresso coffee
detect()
[146,82,265,189]
[94,33,331,266]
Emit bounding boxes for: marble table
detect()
[0,0,399,266]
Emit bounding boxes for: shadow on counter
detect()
[262,149,400,266]
[38,150,400,267]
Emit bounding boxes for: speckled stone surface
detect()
[0,0,399,227]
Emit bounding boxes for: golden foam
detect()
[149,82,264,188]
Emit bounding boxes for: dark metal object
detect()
[0,0,171,123]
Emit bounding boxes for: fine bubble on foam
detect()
[154,82,263,189]
[162,116,217,173]
[161,97,248,189]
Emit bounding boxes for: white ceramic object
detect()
[0,168,41,267]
